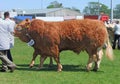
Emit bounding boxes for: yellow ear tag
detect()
[26,25,30,28]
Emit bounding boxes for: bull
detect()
[15,19,113,72]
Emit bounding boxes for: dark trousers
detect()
[112,34,120,49]
[7,50,13,62]
[0,50,16,71]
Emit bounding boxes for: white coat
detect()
[4,18,16,48]
[0,18,13,50]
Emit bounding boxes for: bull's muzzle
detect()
[15,25,22,31]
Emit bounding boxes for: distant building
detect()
[15,8,82,17]
[1,8,83,22]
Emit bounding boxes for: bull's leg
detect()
[48,57,53,67]
[54,57,62,72]
[29,51,38,68]
[37,56,47,69]
[86,49,96,71]
[86,56,94,71]
[93,49,103,71]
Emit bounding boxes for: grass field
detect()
[0,38,120,84]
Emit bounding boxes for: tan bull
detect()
[15,19,113,72]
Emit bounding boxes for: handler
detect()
[0,12,16,72]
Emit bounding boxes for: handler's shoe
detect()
[0,69,7,72]
[8,65,16,72]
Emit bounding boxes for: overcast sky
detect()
[1,0,119,12]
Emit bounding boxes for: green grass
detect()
[0,38,120,84]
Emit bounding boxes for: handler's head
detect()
[4,11,10,18]
[116,20,119,24]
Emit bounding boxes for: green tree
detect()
[47,1,63,8]
[83,2,110,16]
[114,4,120,19]
[71,7,80,13]
[47,1,80,13]
[83,2,99,15]
[65,7,80,13]
[100,4,110,15]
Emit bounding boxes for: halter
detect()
[26,33,35,46]
[23,28,35,46]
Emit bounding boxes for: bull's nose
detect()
[15,26,22,31]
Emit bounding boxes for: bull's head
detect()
[14,19,32,43]
[15,18,31,30]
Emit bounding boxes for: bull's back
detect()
[58,19,108,51]
[30,19,108,54]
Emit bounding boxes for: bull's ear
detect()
[25,19,31,28]
[25,18,31,23]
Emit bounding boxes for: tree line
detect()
[47,1,120,19]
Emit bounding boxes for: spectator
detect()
[112,20,120,49]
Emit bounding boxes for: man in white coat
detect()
[4,11,15,62]
[0,12,16,72]
[112,20,120,49]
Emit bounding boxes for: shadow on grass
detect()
[16,64,85,72]
[16,64,104,73]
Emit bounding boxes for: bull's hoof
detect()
[92,68,98,72]
[29,65,33,68]
[36,67,44,70]
[29,63,34,68]
[86,67,91,72]
[48,64,53,67]
[57,69,62,72]
[86,69,90,72]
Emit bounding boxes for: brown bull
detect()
[15,19,113,72]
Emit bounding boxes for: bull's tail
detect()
[105,37,114,60]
